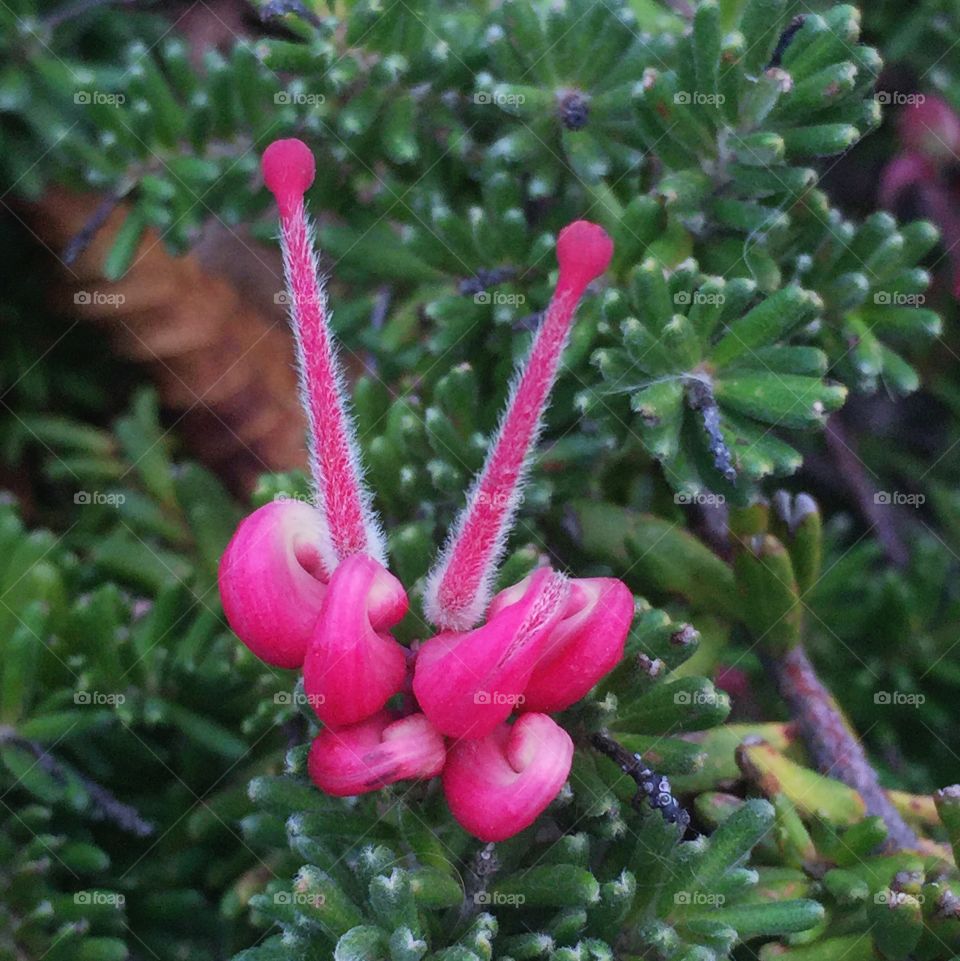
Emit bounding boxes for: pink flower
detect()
[303,554,409,727]
[308,711,446,796]
[218,137,627,842]
[490,576,634,714]
[443,713,573,841]
[412,568,569,739]
[218,499,329,668]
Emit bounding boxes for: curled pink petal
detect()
[443,713,573,841]
[303,554,409,727]
[423,221,614,632]
[491,577,633,714]
[308,711,446,797]
[218,500,329,669]
[413,569,569,740]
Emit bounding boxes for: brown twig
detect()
[61,191,123,266]
[761,644,918,850]
[825,414,909,567]
[26,186,310,495]
[0,728,153,836]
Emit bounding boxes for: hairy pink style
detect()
[262,138,386,569]
[423,221,613,631]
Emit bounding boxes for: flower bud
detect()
[443,713,573,841]
[218,500,329,668]
[308,711,446,796]
[303,554,409,727]
[491,576,633,714]
[413,569,568,740]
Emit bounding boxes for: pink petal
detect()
[413,569,568,740]
[308,711,446,796]
[897,94,960,161]
[218,500,329,669]
[443,713,573,841]
[303,554,409,727]
[500,577,633,714]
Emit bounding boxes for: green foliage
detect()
[1,0,959,959]
[594,265,843,497]
[0,392,299,961]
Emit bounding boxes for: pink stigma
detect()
[262,139,316,217]
[423,221,613,631]
[556,220,614,293]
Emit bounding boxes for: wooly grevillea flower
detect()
[218,137,631,841]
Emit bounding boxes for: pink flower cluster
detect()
[219,139,633,842]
